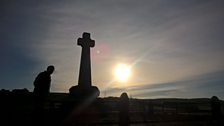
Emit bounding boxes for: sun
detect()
[114,64,131,82]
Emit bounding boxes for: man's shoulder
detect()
[37,71,49,77]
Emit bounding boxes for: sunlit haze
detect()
[114,64,131,82]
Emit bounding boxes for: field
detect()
[0,91,223,126]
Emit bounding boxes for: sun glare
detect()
[114,64,131,82]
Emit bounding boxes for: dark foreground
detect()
[0,91,223,126]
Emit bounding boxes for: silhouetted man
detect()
[32,65,54,125]
[33,65,54,103]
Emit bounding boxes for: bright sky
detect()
[1,0,224,99]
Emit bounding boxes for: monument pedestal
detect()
[69,85,99,98]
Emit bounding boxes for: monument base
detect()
[69,85,100,98]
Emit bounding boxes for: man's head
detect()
[47,65,55,75]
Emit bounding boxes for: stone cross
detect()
[77,32,95,88]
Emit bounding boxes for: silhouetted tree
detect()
[211,96,222,126]
[118,92,130,126]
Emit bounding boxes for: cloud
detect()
[124,70,224,99]
[102,70,224,99]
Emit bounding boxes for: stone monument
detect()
[69,32,100,98]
